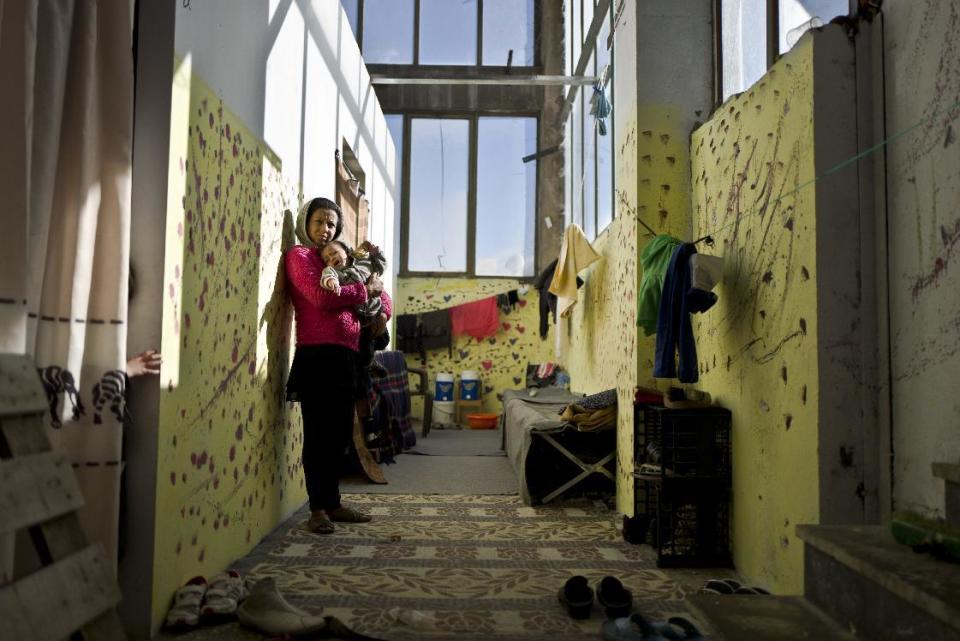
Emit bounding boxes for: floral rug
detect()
[222,493,713,640]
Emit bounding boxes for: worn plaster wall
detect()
[141,1,397,632]
[884,0,960,519]
[396,278,551,416]
[691,29,863,592]
[558,0,713,515]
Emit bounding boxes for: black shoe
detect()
[558,575,594,619]
[596,576,633,619]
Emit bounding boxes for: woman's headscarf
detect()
[295,197,343,249]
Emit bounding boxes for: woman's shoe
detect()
[327,504,372,523]
[307,510,335,534]
[558,575,594,619]
[596,576,633,619]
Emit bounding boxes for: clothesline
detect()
[687,96,960,246]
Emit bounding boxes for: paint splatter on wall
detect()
[155,62,303,625]
[885,0,960,518]
[396,277,552,416]
[691,38,819,594]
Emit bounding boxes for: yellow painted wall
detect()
[690,39,819,593]
[154,60,304,625]
[395,277,552,416]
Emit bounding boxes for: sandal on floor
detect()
[558,575,594,619]
[307,510,335,534]
[328,505,372,523]
[165,576,208,629]
[597,576,633,619]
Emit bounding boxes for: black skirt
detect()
[286,344,361,403]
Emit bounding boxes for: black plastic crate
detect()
[636,406,731,479]
[634,478,731,568]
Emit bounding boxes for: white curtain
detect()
[0,0,133,571]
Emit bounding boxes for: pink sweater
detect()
[285,246,393,351]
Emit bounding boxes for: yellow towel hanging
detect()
[548,224,601,318]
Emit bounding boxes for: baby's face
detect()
[321,243,348,268]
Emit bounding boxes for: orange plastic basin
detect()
[467,413,499,429]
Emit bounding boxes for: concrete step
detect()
[933,462,960,527]
[686,595,855,641]
[797,524,960,641]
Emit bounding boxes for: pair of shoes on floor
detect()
[307,504,373,535]
[602,613,710,640]
[558,575,633,619]
[164,571,248,629]
[701,578,771,595]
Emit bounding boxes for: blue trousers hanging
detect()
[654,243,699,383]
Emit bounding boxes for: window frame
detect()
[350,0,540,70]
[564,0,616,241]
[713,0,856,107]
[396,111,541,280]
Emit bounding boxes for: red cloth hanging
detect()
[450,296,500,339]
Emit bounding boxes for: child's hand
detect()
[333,283,342,295]
[360,240,381,256]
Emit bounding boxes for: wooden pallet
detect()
[0,354,126,641]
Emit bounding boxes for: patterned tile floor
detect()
[156,493,730,640]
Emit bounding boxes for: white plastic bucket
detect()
[460,370,480,401]
[432,400,456,426]
[435,373,454,402]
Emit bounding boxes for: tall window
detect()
[721,0,767,101]
[385,114,404,263]
[342,0,536,67]
[408,119,470,272]
[362,0,415,64]
[719,0,851,102]
[476,117,537,277]
[564,0,615,240]
[483,0,535,66]
[420,0,477,65]
[400,115,538,277]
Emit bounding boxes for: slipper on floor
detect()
[601,613,683,641]
[236,577,328,635]
[558,575,594,619]
[668,617,711,640]
[597,576,633,619]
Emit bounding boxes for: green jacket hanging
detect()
[637,234,683,336]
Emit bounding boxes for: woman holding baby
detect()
[284,197,391,534]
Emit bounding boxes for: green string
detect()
[692,96,960,245]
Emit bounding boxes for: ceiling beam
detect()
[370,75,599,86]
